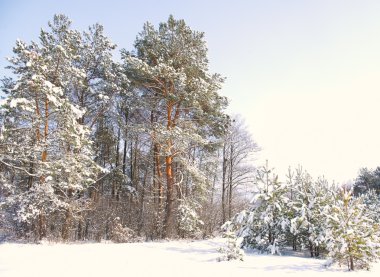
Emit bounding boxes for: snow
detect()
[9,98,30,108]
[0,238,379,277]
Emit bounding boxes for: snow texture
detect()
[0,238,379,277]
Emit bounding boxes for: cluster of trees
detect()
[0,15,258,241]
[353,167,380,195]
[225,164,380,270]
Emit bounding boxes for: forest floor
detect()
[0,238,378,276]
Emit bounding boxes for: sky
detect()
[1,0,380,183]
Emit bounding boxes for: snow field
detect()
[0,238,379,277]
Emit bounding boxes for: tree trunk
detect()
[62,208,71,241]
[348,244,354,270]
[228,142,234,219]
[77,220,83,240]
[309,240,314,257]
[154,143,163,207]
[221,143,227,224]
[41,97,49,163]
[163,146,174,237]
[38,212,46,240]
[27,162,34,189]
[349,256,354,271]
[122,110,129,175]
[163,102,175,238]
[138,168,148,236]
[112,128,121,199]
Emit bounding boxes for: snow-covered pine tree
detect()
[218,221,245,261]
[325,188,380,271]
[122,15,228,238]
[287,168,333,256]
[362,189,380,223]
[73,22,123,127]
[177,199,204,238]
[230,163,290,254]
[0,15,101,240]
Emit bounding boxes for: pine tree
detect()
[325,188,380,270]
[122,15,228,237]
[177,199,204,238]
[287,168,333,256]
[0,15,101,240]
[231,163,290,254]
[218,221,245,261]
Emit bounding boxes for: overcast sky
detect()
[1,0,380,183]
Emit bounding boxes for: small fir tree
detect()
[230,163,290,254]
[325,188,380,271]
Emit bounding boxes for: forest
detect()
[0,14,379,271]
[0,14,258,241]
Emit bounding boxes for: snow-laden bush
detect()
[362,190,380,222]
[218,221,244,261]
[109,217,136,243]
[177,200,204,238]
[224,164,380,270]
[287,169,334,256]
[325,189,380,271]
[230,164,289,254]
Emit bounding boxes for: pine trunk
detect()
[163,146,174,237]
[163,102,175,238]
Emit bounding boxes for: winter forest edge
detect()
[0,14,379,272]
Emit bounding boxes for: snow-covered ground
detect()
[0,238,378,277]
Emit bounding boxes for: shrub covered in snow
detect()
[230,164,289,254]
[109,217,136,243]
[325,189,380,271]
[227,165,380,271]
[287,168,334,256]
[218,221,244,261]
[177,200,204,238]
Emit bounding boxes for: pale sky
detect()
[1,0,380,183]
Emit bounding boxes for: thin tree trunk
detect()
[309,240,314,257]
[221,143,227,224]
[112,128,121,199]
[41,97,49,163]
[133,136,138,186]
[154,143,163,207]
[122,110,129,175]
[138,168,148,236]
[228,142,234,219]
[348,244,354,270]
[130,140,133,184]
[122,140,127,174]
[115,128,120,167]
[62,208,71,241]
[27,162,34,189]
[77,219,83,241]
[293,235,297,251]
[38,212,46,240]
